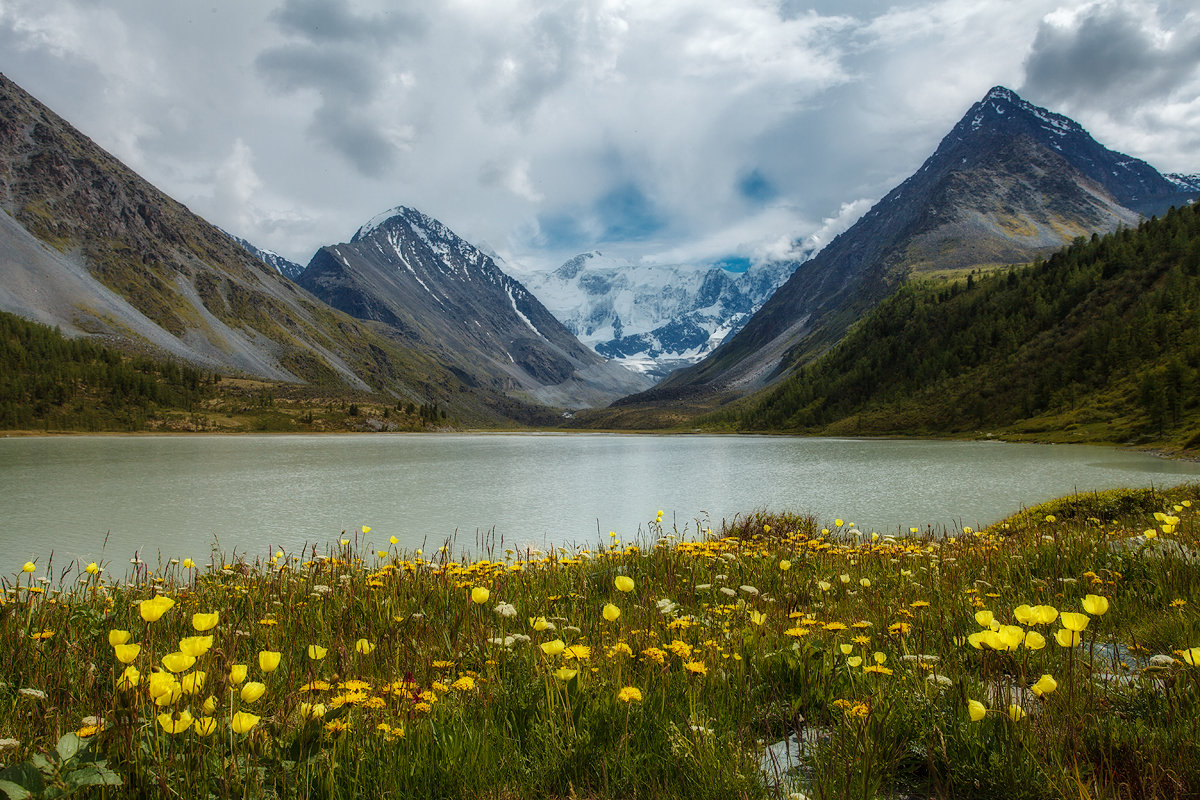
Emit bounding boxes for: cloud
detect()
[1022,2,1200,108]
[1019,2,1200,171]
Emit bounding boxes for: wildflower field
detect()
[3,488,1200,800]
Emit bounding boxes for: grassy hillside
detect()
[0,311,555,432]
[711,203,1200,447]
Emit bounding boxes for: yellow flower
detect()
[835,519,844,527]
[683,661,707,676]
[22,561,36,573]
[859,578,871,588]
[540,639,566,657]
[240,682,267,703]
[116,666,140,691]
[202,695,217,714]
[1033,605,1059,625]
[1013,605,1035,625]
[362,525,371,534]
[450,676,475,691]
[356,638,375,655]
[1180,647,1200,666]
[839,643,854,655]
[182,558,195,569]
[1055,628,1082,648]
[85,562,100,575]
[529,616,550,632]
[1007,704,1025,722]
[1081,595,1110,616]
[192,612,219,632]
[779,559,791,571]
[602,603,621,622]
[108,629,131,647]
[847,656,863,667]
[258,651,282,673]
[180,671,206,695]
[157,710,194,735]
[113,643,141,664]
[618,686,642,703]
[614,575,635,592]
[300,702,327,719]
[470,586,490,604]
[139,596,175,622]
[1060,612,1090,632]
[230,711,260,734]
[149,674,181,706]
[564,644,591,661]
[749,610,767,627]
[193,717,217,737]
[817,581,831,592]
[863,665,892,675]
[554,667,578,682]
[389,536,398,545]
[872,651,887,664]
[1031,674,1057,697]
[308,645,328,660]
[968,700,987,722]
[178,635,213,657]
[974,610,994,629]
[162,652,196,673]
[229,664,248,684]
[1023,631,1047,650]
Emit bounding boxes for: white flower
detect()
[926,674,953,687]
[695,584,711,591]
[714,574,728,581]
[739,585,759,596]
[493,602,517,618]
[312,584,332,595]
[719,587,737,597]
[656,598,677,615]
[18,688,47,700]
[0,738,18,750]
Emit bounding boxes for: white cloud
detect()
[1,0,1196,268]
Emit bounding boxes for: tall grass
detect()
[2,487,1199,799]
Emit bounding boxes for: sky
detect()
[1,0,1198,272]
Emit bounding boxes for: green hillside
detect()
[713,203,1200,447]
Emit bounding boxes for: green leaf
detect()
[0,779,32,800]
[27,754,55,777]
[65,763,122,788]
[55,733,82,763]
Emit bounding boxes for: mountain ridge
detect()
[612,85,1197,415]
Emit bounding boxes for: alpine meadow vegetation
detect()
[2,487,1200,799]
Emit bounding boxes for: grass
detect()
[2,488,1200,799]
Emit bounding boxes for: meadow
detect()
[2,487,1200,799]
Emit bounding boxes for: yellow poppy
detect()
[113,643,141,664]
[540,639,566,657]
[614,575,635,592]
[1060,612,1090,632]
[116,666,140,691]
[162,652,196,673]
[470,586,490,604]
[178,636,213,658]
[157,710,194,735]
[974,610,994,629]
[779,559,791,571]
[1081,595,1110,616]
[749,610,767,626]
[22,561,36,573]
[139,596,175,623]
[229,664,248,685]
[1055,628,1082,648]
[554,667,578,681]
[1023,631,1047,650]
[231,711,260,734]
[300,702,326,719]
[108,629,131,647]
[85,562,100,575]
[1031,674,1057,697]
[1007,704,1024,722]
[258,651,282,673]
[968,700,987,721]
[602,603,621,622]
[240,682,267,703]
[193,717,217,737]
[308,645,328,660]
[180,671,206,695]
[192,612,219,632]
[529,616,550,631]
[182,558,195,569]
[356,638,375,655]
[847,656,863,667]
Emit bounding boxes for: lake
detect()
[2,433,1198,569]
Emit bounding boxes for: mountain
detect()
[720,203,1200,447]
[0,73,555,425]
[1168,174,1200,194]
[620,86,1198,411]
[223,231,305,280]
[516,252,799,380]
[296,207,654,409]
